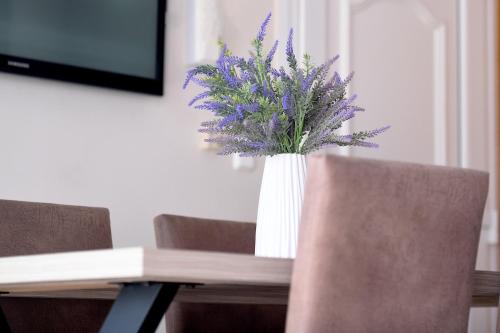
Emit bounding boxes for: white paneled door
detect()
[280,0,463,166]
[332,0,455,166]
[275,0,497,332]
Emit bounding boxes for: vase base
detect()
[254,252,295,259]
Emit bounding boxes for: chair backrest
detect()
[0,199,112,256]
[286,155,489,333]
[0,199,113,333]
[154,214,255,253]
[154,214,287,333]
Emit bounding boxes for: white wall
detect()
[0,0,274,247]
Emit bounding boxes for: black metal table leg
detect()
[0,304,12,333]
[99,282,179,333]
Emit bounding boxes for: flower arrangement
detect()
[184,13,388,157]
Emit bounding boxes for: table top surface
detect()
[0,247,499,306]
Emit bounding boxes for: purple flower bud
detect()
[286,29,297,69]
[271,68,280,78]
[356,141,379,148]
[241,71,251,81]
[190,77,210,88]
[286,29,294,58]
[269,112,281,133]
[236,105,245,119]
[262,81,272,98]
[218,113,240,128]
[183,68,200,89]
[216,45,240,88]
[247,141,267,150]
[257,13,272,42]
[266,40,279,65]
[244,103,260,113]
[188,91,210,106]
[366,125,391,137]
[337,135,353,143]
[332,72,341,85]
[250,84,258,94]
[302,68,318,91]
[282,91,291,113]
[195,101,227,113]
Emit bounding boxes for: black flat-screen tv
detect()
[0,0,166,95]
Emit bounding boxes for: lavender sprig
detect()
[184,12,388,156]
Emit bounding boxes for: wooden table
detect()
[0,247,498,332]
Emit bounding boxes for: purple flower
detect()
[238,152,258,157]
[337,135,353,143]
[236,105,245,118]
[302,68,318,91]
[257,13,272,42]
[188,91,210,106]
[333,94,358,113]
[282,90,294,117]
[245,140,267,151]
[216,45,239,88]
[200,120,217,127]
[183,69,196,89]
[343,71,355,85]
[286,29,297,69]
[282,91,290,110]
[366,125,391,137]
[195,101,227,113]
[351,106,365,112]
[269,112,281,133]
[330,108,356,124]
[235,103,259,117]
[190,77,210,88]
[286,29,294,56]
[332,72,341,85]
[346,94,357,104]
[183,65,217,89]
[262,81,275,100]
[278,67,291,82]
[241,71,251,81]
[220,66,239,87]
[248,57,255,68]
[355,141,379,148]
[225,55,240,66]
[184,11,389,156]
[321,55,340,74]
[250,83,259,94]
[266,40,279,65]
[243,103,260,113]
[218,113,240,128]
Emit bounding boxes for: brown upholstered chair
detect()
[286,155,489,333]
[154,214,287,333]
[0,199,114,333]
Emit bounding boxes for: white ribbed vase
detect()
[255,153,307,258]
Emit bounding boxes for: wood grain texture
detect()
[472,270,500,295]
[4,285,498,307]
[3,285,290,305]
[0,248,291,293]
[143,248,292,285]
[0,247,144,292]
[0,248,498,307]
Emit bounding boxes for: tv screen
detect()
[0,0,166,95]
